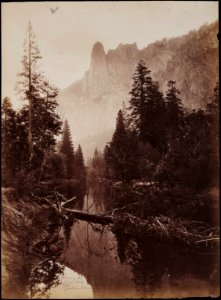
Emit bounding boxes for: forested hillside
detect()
[58,21,218,157]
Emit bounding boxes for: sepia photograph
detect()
[1,1,219,299]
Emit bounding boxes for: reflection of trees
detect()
[2,184,219,298]
[29,258,64,298]
[63,217,76,248]
[100,182,219,295]
[71,182,219,296]
[112,213,219,297]
[2,189,76,298]
[91,181,106,212]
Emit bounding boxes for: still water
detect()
[47,267,93,299]
[39,190,217,299]
[41,191,138,299]
[59,192,138,298]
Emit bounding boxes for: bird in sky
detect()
[50,7,59,14]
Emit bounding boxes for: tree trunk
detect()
[64,208,113,225]
[28,21,33,159]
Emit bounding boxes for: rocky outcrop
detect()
[58,21,218,158]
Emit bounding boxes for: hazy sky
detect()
[2,1,218,107]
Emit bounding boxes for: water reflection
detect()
[29,259,65,298]
[38,267,93,299]
[2,184,219,298]
[62,184,219,298]
[61,190,139,299]
[2,189,88,299]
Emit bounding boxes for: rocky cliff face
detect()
[58,21,218,158]
[85,42,109,98]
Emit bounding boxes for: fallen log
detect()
[32,193,113,225]
[64,208,113,225]
[31,194,219,246]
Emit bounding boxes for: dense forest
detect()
[2,23,87,298]
[88,60,219,296]
[2,23,86,199]
[2,23,219,298]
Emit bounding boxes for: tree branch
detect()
[2,204,24,218]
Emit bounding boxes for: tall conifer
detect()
[59,120,75,179]
[128,60,167,151]
[16,22,62,169]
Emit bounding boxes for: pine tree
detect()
[105,110,139,181]
[128,61,167,151]
[75,145,86,176]
[59,120,75,179]
[16,21,43,158]
[40,151,67,181]
[155,82,218,189]
[103,145,112,177]
[105,110,127,181]
[206,82,219,134]
[143,80,167,151]
[112,110,127,144]
[88,148,105,184]
[75,145,86,190]
[1,98,18,186]
[16,22,62,169]
[165,80,184,139]
[155,107,214,190]
[92,147,99,168]
[206,82,219,186]
[128,60,151,139]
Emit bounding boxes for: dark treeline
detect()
[104,60,218,190]
[87,60,219,295]
[2,99,87,201]
[87,148,106,211]
[98,60,219,221]
[2,23,87,203]
[2,23,87,298]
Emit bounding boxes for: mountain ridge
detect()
[58,21,218,158]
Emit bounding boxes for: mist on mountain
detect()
[58,21,218,159]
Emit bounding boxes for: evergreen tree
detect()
[155,108,214,190]
[165,80,184,139]
[59,120,75,179]
[16,22,62,173]
[128,61,167,151]
[105,110,139,181]
[112,110,127,144]
[128,60,150,138]
[206,82,219,134]
[75,145,86,191]
[40,151,67,181]
[91,148,105,171]
[92,147,99,168]
[143,80,167,151]
[16,21,43,158]
[87,148,105,188]
[1,98,18,186]
[104,144,113,178]
[205,82,219,186]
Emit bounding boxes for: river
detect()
[57,190,138,299]
[2,186,218,299]
[45,189,218,299]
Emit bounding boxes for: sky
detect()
[2,1,218,107]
